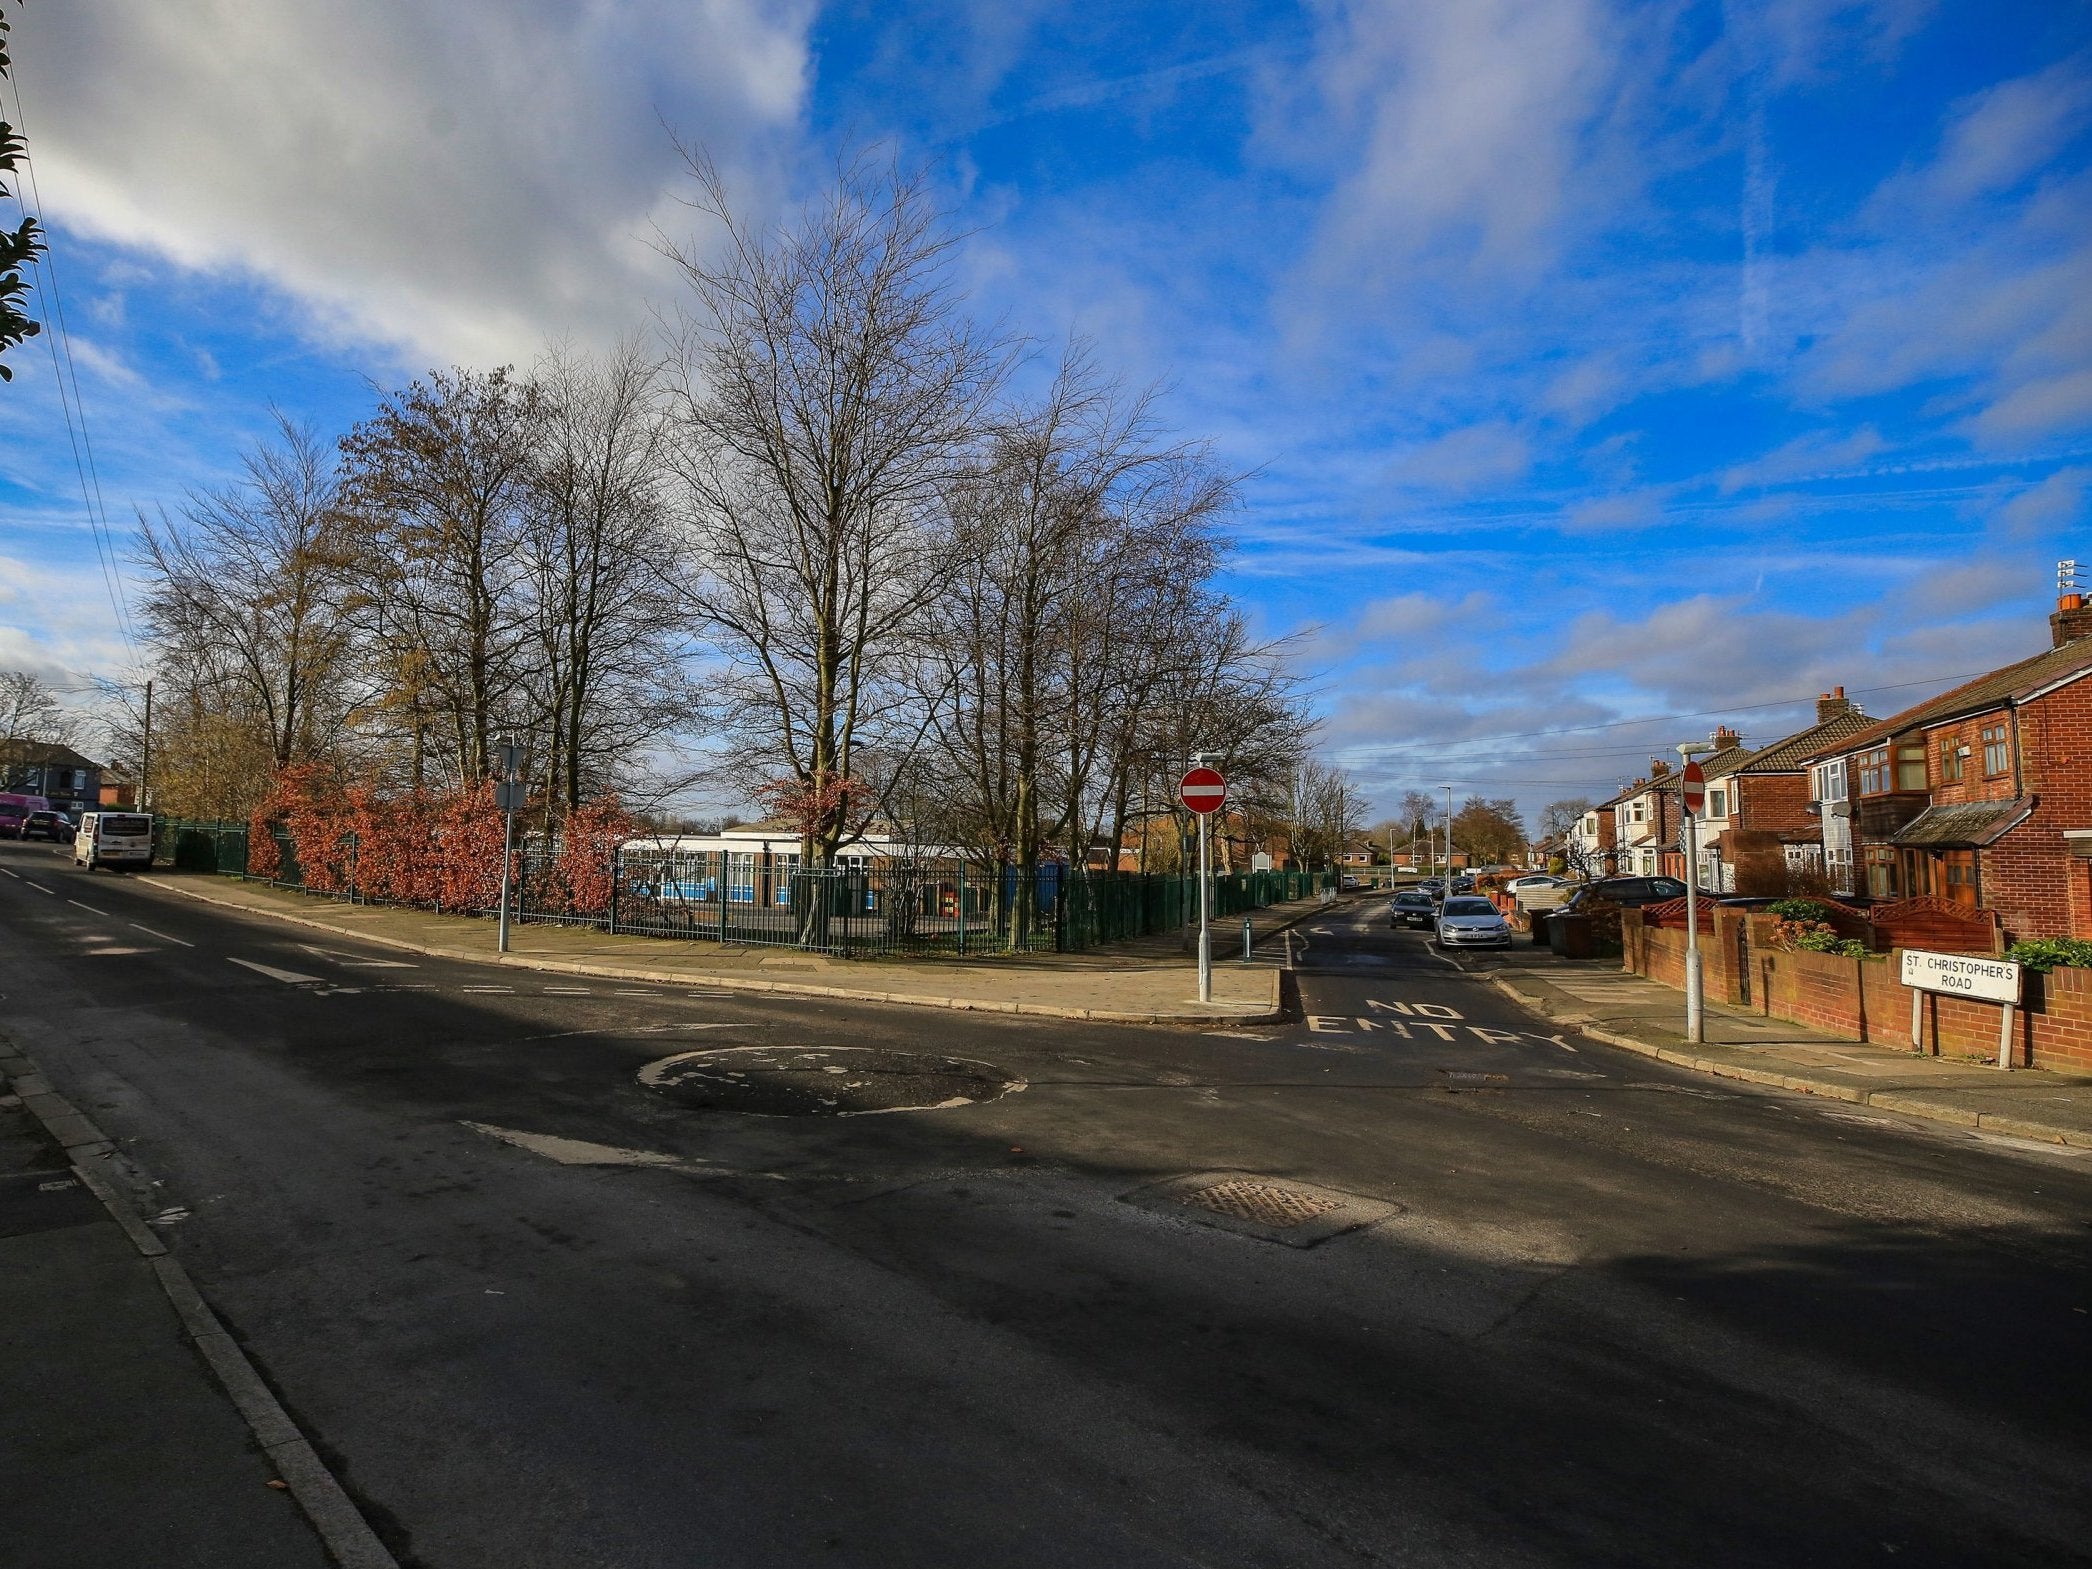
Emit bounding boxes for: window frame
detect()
[1938,737,1964,784]
[1981,722,2010,779]
[1856,746,1889,795]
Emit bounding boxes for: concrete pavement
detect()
[1455,944,2092,1149]
[0,1034,378,1569]
[137,871,1334,1024]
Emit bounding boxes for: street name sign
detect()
[1900,948,2021,1004]
[1680,760,1705,814]
[1179,766,1227,816]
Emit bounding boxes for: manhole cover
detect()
[1120,1170,1401,1248]
[1179,1179,1339,1228]
[637,1046,1022,1118]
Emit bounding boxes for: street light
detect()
[1443,784,1454,889]
[1677,740,1714,1043]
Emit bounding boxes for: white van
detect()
[73,812,154,871]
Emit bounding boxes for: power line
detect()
[6,61,140,659]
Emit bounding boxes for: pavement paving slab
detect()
[0,1092,336,1569]
[1460,945,2092,1148]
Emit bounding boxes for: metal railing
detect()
[153,816,1336,958]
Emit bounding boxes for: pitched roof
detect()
[1799,638,2092,764]
[1734,709,1874,773]
[1697,744,1754,780]
[0,739,102,770]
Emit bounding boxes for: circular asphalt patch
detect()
[637,1046,1023,1117]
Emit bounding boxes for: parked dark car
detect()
[22,810,74,843]
[1557,876,1689,912]
[1389,890,1436,929]
[1449,875,1476,894]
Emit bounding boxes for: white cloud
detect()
[1995,465,2089,536]
[1385,420,1530,495]
[1718,426,1885,492]
[1278,0,1623,301]
[1907,59,2092,207]
[16,1,815,367]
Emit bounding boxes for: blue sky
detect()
[3,0,2088,822]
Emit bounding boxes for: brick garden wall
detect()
[1622,912,2092,1072]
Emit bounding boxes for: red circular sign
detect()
[1179,766,1227,815]
[1681,759,1706,813]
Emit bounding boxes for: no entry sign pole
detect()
[1180,760,1228,1003]
[1678,749,1709,1042]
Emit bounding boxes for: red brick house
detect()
[1801,593,2092,938]
[1711,689,1873,890]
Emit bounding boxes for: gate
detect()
[1734,916,1752,1005]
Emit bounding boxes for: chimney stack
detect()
[1711,725,1741,750]
[1649,758,1671,778]
[2054,594,2092,649]
[1816,685,1852,722]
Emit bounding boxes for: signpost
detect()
[1180,762,1226,1003]
[1676,748,1712,1042]
[494,737,524,954]
[1900,949,2024,1067]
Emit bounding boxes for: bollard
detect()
[1242,914,1253,960]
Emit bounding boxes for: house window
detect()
[1864,843,1899,898]
[1981,723,2009,778]
[1630,802,1645,824]
[1895,742,1927,791]
[1939,739,1963,783]
[1856,747,1889,795]
[1815,763,1846,803]
[1707,787,1727,818]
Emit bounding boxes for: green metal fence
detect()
[152,819,250,875]
[154,815,1336,958]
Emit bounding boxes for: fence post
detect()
[608,848,620,936]
[957,863,968,956]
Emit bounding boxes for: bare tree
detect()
[341,367,544,786]
[1538,796,1593,840]
[1289,759,1364,868]
[0,670,72,742]
[923,346,1235,934]
[525,340,689,815]
[135,416,360,779]
[662,149,1012,866]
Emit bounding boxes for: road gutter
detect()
[0,1034,399,1569]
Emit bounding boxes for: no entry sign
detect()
[1681,760,1706,814]
[1179,766,1227,815]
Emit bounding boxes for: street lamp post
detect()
[1443,785,1454,887]
[1677,741,1714,1043]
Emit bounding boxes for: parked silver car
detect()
[1435,895,1511,948]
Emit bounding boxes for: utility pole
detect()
[139,678,153,810]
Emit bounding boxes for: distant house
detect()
[1799,593,2092,937]
[0,740,103,820]
[1569,796,1620,875]
[1699,692,1873,892]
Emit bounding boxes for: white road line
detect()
[68,898,108,916]
[543,987,593,995]
[227,956,327,985]
[613,989,654,995]
[25,881,55,894]
[0,866,19,878]
[129,922,196,947]
[461,986,513,994]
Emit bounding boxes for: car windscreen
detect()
[102,815,152,836]
[1441,898,1495,916]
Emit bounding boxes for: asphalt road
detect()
[3,839,2089,1568]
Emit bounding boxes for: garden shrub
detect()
[2004,936,2092,974]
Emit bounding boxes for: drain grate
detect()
[1179,1179,1340,1229]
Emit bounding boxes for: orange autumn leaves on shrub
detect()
[247,768,634,915]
